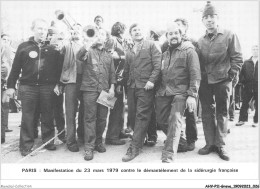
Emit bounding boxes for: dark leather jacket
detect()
[7,37,63,88]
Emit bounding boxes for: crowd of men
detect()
[1,1,258,163]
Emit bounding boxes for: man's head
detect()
[166,22,182,47]
[1,33,11,46]
[111,22,126,37]
[89,28,107,48]
[129,23,144,42]
[174,18,189,35]
[47,27,58,42]
[252,45,259,58]
[94,15,104,29]
[71,23,82,40]
[31,18,48,43]
[202,1,219,32]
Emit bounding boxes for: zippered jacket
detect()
[7,37,63,89]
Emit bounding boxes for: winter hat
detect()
[202,1,218,18]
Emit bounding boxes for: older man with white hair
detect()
[156,22,201,163]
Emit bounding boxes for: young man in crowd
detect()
[122,23,161,162]
[197,2,243,161]
[105,21,131,146]
[78,28,116,161]
[59,23,85,152]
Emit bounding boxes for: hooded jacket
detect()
[157,41,201,98]
[7,37,63,89]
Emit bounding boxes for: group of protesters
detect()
[1,1,258,163]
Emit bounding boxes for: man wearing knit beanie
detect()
[197,1,243,161]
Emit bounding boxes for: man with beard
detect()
[6,19,63,156]
[197,2,243,161]
[122,23,161,162]
[161,18,199,152]
[156,22,201,163]
[78,28,116,161]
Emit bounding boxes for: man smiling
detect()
[122,23,161,162]
[156,22,201,163]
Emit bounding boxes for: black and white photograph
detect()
[0,0,259,188]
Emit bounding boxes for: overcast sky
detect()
[1,1,259,58]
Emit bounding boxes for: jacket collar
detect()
[204,27,224,38]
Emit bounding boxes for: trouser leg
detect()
[185,109,198,144]
[214,80,232,147]
[199,81,216,146]
[83,91,99,151]
[95,103,108,145]
[239,85,253,122]
[106,93,124,140]
[40,85,56,145]
[155,96,172,135]
[19,85,39,151]
[147,102,157,139]
[65,83,78,145]
[127,88,136,131]
[162,95,186,159]
[130,88,154,149]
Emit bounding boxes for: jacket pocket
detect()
[140,70,151,79]
[211,43,227,53]
[140,49,150,59]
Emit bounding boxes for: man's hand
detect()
[186,96,196,113]
[6,88,15,99]
[144,81,154,90]
[54,84,62,96]
[116,85,123,94]
[107,87,115,100]
[112,51,120,59]
[83,38,94,51]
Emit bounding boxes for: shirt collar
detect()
[133,38,144,46]
[204,27,224,38]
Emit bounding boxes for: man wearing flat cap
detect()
[197,1,243,161]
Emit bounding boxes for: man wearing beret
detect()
[197,1,243,161]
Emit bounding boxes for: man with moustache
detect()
[197,2,243,161]
[122,23,161,162]
[156,22,201,163]
[161,18,199,152]
[6,19,63,156]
